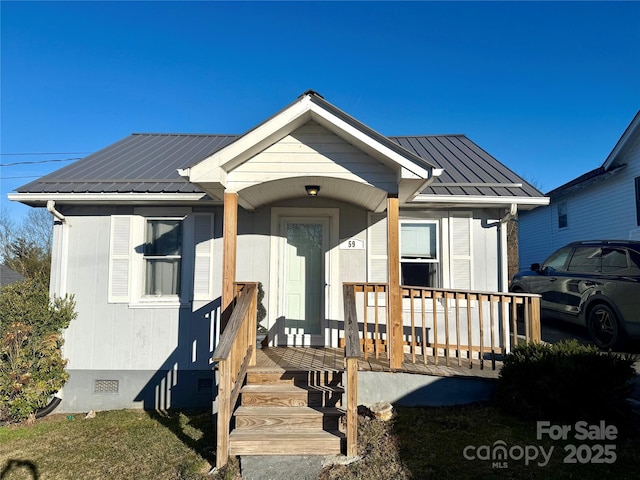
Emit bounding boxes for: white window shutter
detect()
[193,213,214,301]
[449,212,473,289]
[108,215,133,303]
[367,212,388,282]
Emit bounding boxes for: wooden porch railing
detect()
[343,283,541,369]
[342,284,361,457]
[212,282,258,469]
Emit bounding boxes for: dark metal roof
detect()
[391,135,543,198]
[16,132,542,199]
[16,134,236,194]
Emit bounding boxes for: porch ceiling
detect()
[235,176,389,211]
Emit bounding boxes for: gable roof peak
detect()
[299,89,324,99]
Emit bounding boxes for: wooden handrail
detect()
[342,284,361,457]
[212,282,258,469]
[342,282,542,369]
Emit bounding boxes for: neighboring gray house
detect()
[519,110,640,268]
[0,265,25,286]
[9,91,547,412]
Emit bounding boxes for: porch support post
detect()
[387,195,403,369]
[222,192,238,316]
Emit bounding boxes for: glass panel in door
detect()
[284,222,324,336]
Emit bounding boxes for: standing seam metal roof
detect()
[16,132,542,199]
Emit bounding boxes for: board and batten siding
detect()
[229,121,397,192]
[519,138,640,268]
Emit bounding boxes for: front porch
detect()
[253,346,502,380]
[211,281,540,468]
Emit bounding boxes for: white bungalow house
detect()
[9,91,547,421]
[519,110,640,268]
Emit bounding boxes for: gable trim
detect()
[185,93,438,189]
[603,110,640,170]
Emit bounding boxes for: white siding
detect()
[519,138,640,267]
[229,121,397,192]
[62,208,222,372]
[518,206,554,268]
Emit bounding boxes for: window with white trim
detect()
[143,218,183,297]
[400,221,439,287]
[108,211,215,306]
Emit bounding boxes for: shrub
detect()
[494,340,637,425]
[0,278,76,422]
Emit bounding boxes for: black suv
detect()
[511,240,640,349]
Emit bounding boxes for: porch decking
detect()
[213,283,536,468]
[254,347,501,380]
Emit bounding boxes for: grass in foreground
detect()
[0,409,240,480]
[3,404,640,479]
[320,403,640,480]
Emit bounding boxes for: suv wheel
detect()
[588,304,622,350]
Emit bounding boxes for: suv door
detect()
[558,245,604,321]
[526,246,573,315]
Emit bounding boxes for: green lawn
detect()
[0,409,239,480]
[3,404,640,479]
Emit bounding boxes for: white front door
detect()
[281,217,329,346]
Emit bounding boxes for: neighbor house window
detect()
[400,221,439,287]
[635,177,640,226]
[557,202,568,229]
[144,219,183,296]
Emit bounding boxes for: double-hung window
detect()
[143,218,183,297]
[557,202,568,229]
[400,221,439,287]
[109,211,215,305]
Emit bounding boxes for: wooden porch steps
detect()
[229,367,345,456]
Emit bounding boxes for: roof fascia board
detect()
[8,192,216,206]
[603,110,640,170]
[412,194,550,207]
[549,164,625,200]
[187,92,436,184]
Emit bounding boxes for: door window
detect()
[542,247,572,273]
[567,247,602,273]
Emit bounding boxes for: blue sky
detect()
[2,1,639,222]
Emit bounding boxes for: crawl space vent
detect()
[94,379,119,394]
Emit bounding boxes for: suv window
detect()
[542,247,572,273]
[601,248,628,273]
[629,249,640,271]
[567,246,602,273]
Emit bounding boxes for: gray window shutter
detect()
[193,213,214,301]
[367,212,388,282]
[108,215,132,303]
[449,212,473,289]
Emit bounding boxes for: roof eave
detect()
[8,192,219,208]
[602,110,640,170]
[411,194,550,210]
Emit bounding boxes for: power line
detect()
[0,152,89,156]
[0,175,42,180]
[1,158,80,167]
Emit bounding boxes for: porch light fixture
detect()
[305,185,320,197]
